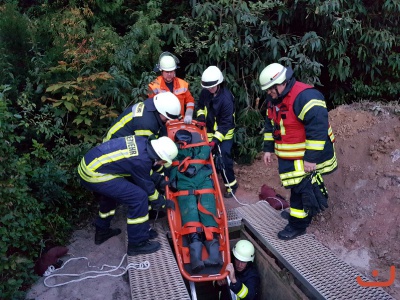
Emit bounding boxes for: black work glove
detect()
[151,194,166,211]
[301,189,321,217]
[157,178,169,194]
[312,172,329,211]
[295,175,321,217]
[165,199,175,210]
[183,165,197,178]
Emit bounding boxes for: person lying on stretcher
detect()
[169,129,222,273]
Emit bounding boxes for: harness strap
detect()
[172,188,215,197]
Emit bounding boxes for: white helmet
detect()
[159,52,179,71]
[201,66,224,88]
[153,92,181,120]
[150,137,178,164]
[259,63,287,90]
[232,240,255,262]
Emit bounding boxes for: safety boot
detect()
[95,227,122,245]
[277,224,306,240]
[188,233,205,273]
[149,228,158,239]
[127,240,161,256]
[203,235,223,267]
[224,183,238,198]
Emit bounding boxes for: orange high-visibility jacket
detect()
[148,76,195,117]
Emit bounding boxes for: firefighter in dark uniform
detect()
[259,63,338,240]
[102,91,181,217]
[197,66,237,198]
[78,135,178,255]
[215,240,260,300]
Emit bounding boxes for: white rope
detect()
[43,254,150,288]
[216,145,249,207]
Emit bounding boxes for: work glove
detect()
[157,178,169,194]
[184,108,193,124]
[197,121,206,128]
[151,194,166,211]
[294,175,321,217]
[311,172,329,211]
[165,199,175,210]
[183,165,197,178]
[301,188,321,217]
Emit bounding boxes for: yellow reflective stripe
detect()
[316,152,338,174]
[134,129,154,136]
[298,99,326,120]
[236,283,249,298]
[88,149,131,171]
[213,131,224,142]
[148,190,159,201]
[328,126,335,142]
[280,118,285,135]
[197,109,206,117]
[213,128,235,142]
[275,142,306,150]
[99,210,116,218]
[103,112,134,142]
[224,179,237,191]
[305,139,325,150]
[207,133,213,142]
[280,161,306,187]
[275,149,305,158]
[78,159,121,183]
[290,208,308,218]
[264,132,273,141]
[127,214,149,225]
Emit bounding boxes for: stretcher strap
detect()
[179,142,209,148]
[171,158,210,172]
[197,200,224,234]
[179,222,220,241]
[172,188,215,198]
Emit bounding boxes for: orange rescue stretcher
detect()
[165,120,231,282]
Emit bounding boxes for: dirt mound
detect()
[233,102,400,298]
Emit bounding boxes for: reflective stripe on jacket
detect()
[197,87,235,143]
[78,135,159,200]
[103,98,164,142]
[148,76,195,117]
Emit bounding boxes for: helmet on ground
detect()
[174,129,192,144]
[159,52,179,71]
[201,66,224,88]
[232,240,255,262]
[153,92,181,120]
[259,63,287,90]
[150,137,178,164]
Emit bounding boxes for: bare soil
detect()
[230,102,400,299]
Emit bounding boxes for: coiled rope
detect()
[43,254,149,287]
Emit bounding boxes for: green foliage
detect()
[0,1,399,297]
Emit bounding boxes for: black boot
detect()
[95,227,122,245]
[203,235,223,267]
[277,224,306,240]
[188,233,205,273]
[224,183,238,198]
[127,240,161,256]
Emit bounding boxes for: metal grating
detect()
[236,201,395,300]
[127,220,190,300]
[226,208,242,227]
